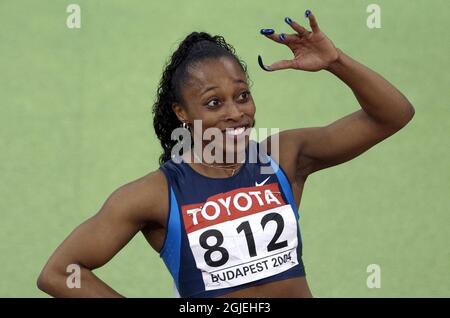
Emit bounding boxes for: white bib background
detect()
[187,204,299,290]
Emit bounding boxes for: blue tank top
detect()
[159,141,305,298]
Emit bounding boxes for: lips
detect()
[225,127,246,136]
[223,124,251,136]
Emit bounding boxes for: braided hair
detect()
[152,32,249,165]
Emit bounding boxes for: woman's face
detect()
[173,56,256,162]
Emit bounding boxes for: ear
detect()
[172,102,189,124]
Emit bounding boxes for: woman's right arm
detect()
[37,171,167,297]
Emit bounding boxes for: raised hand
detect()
[259,10,340,72]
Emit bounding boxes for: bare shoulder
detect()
[262,129,313,182]
[101,169,169,228]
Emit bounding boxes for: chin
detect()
[221,137,249,163]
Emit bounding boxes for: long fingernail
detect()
[258,55,272,72]
[279,33,286,41]
[305,10,312,18]
[260,28,275,35]
[284,17,292,25]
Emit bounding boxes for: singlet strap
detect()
[269,156,300,220]
[159,187,182,290]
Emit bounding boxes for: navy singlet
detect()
[159,141,305,298]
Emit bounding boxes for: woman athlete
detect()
[37,10,414,297]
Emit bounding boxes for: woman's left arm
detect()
[260,10,415,175]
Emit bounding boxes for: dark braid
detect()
[152,31,249,165]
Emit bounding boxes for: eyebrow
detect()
[200,79,247,96]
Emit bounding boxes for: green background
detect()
[1,0,449,297]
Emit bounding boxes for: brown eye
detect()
[206,99,220,108]
[238,91,250,101]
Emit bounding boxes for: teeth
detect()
[225,127,246,136]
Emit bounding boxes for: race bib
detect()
[181,183,299,290]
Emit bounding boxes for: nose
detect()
[226,102,244,121]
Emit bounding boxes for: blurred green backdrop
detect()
[1,0,449,297]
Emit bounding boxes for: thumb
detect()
[258,55,295,72]
[268,59,296,71]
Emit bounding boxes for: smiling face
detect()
[172,56,256,162]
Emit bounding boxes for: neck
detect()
[192,149,245,165]
[184,149,245,177]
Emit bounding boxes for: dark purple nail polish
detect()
[305,10,312,18]
[284,17,292,25]
[279,33,286,41]
[258,55,272,72]
[260,28,275,35]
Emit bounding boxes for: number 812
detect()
[199,212,288,267]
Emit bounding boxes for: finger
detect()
[305,10,320,33]
[258,55,273,72]
[263,31,297,45]
[284,17,309,37]
[261,30,283,44]
[267,59,296,71]
[258,55,295,72]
